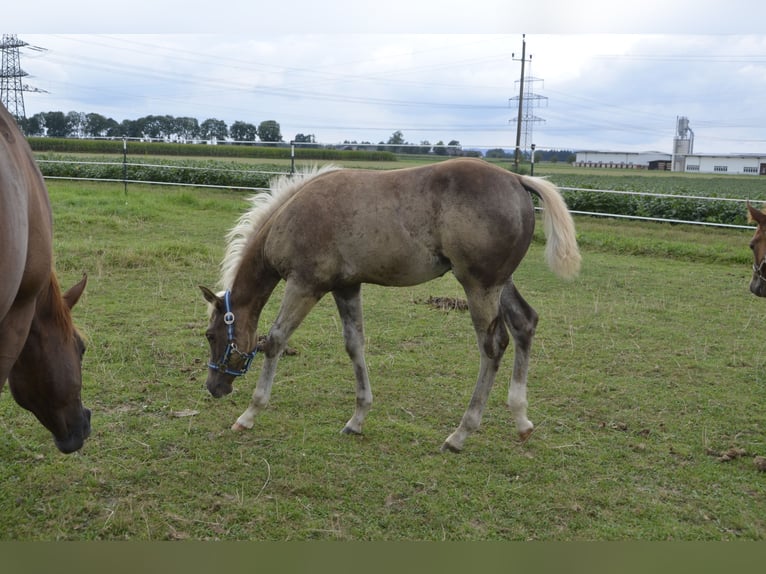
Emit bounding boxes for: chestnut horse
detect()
[748,202,766,297]
[200,158,580,452]
[0,103,91,453]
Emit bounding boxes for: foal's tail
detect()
[520,175,581,280]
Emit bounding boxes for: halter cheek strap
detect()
[754,256,766,282]
[208,290,257,377]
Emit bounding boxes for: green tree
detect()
[387,130,405,153]
[66,111,85,137]
[257,120,283,143]
[42,111,72,137]
[200,118,229,142]
[110,119,142,138]
[173,117,200,141]
[434,140,448,156]
[416,140,432,154]
[21,113,45,136]
[140,115,177,140]
[230,121,258,142]
[83,113,118,137]
[486,148,510,159]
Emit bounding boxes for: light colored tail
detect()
[520,175,581,279]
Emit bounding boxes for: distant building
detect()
[678,154,766,176]
[573,117,766,175]
[574,150,672,170]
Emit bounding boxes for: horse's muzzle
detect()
[206,376,234,398]
[54,407,91,454]
[751,272,766,297]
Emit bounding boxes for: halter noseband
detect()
[754,255,766,283]
[207,290,257,377]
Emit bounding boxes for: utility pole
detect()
[510,35,546,172]
[0,34,47,120]
[512,34,529,171]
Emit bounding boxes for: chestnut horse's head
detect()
[748,203,766,297]
[8,274,91,453]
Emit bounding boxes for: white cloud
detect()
[5,12,766,154]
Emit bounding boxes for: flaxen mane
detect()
[218,164,340,290]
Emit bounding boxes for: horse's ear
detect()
[748,202,766,225]
[199,285,223,309]
[63,273,87,310]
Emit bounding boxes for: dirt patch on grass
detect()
[706,447,766,471]
[420,296,469,311]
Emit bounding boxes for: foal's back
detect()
[262,158,536,288]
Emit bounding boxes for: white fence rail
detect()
[558,186,755,230]
[37,158,757,230]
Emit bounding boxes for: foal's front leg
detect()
[332,285,373,435]
[233,283,320,431]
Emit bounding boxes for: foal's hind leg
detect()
[332,285,373,435]
[443,284,509,453]
[500,280,539,441]
[233,281,321,431]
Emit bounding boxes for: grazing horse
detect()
[748,202,766,297]
[0,103,91,454]
[200,158,580,452]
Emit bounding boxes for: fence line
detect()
[37,158,287,178]
[559,186,753,205]
[554,209,754,230]
[556,186,756,230]
[38,157,758,230]
[42,175,270,192]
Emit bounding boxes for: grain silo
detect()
[672,116,694,172]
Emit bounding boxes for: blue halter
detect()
[207,290,257,377]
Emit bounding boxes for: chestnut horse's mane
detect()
[40,271,76,340]
[218,164,340,290]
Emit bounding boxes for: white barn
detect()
[679,154,766,176]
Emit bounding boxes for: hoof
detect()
[231,422,249,432]
[341,426,362,436]
[440,441,462,454]
[518,427,534,443]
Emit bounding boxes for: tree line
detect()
[485,147,576,164]
[15,111,285,143]
[14,112,469,156]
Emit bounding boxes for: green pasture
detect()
[1,176,765,540]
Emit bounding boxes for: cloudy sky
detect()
[6,0,766,154]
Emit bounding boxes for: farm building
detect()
[573,117,766,175]
[575,150,766,175]
[678,153,766,176]
[574,150,672,169]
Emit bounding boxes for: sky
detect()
[6,0,766,154]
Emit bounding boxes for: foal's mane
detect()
[219,164,340,290]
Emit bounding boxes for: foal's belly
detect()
[353,251,451,287]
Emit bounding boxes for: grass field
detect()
[1,174,765,540]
